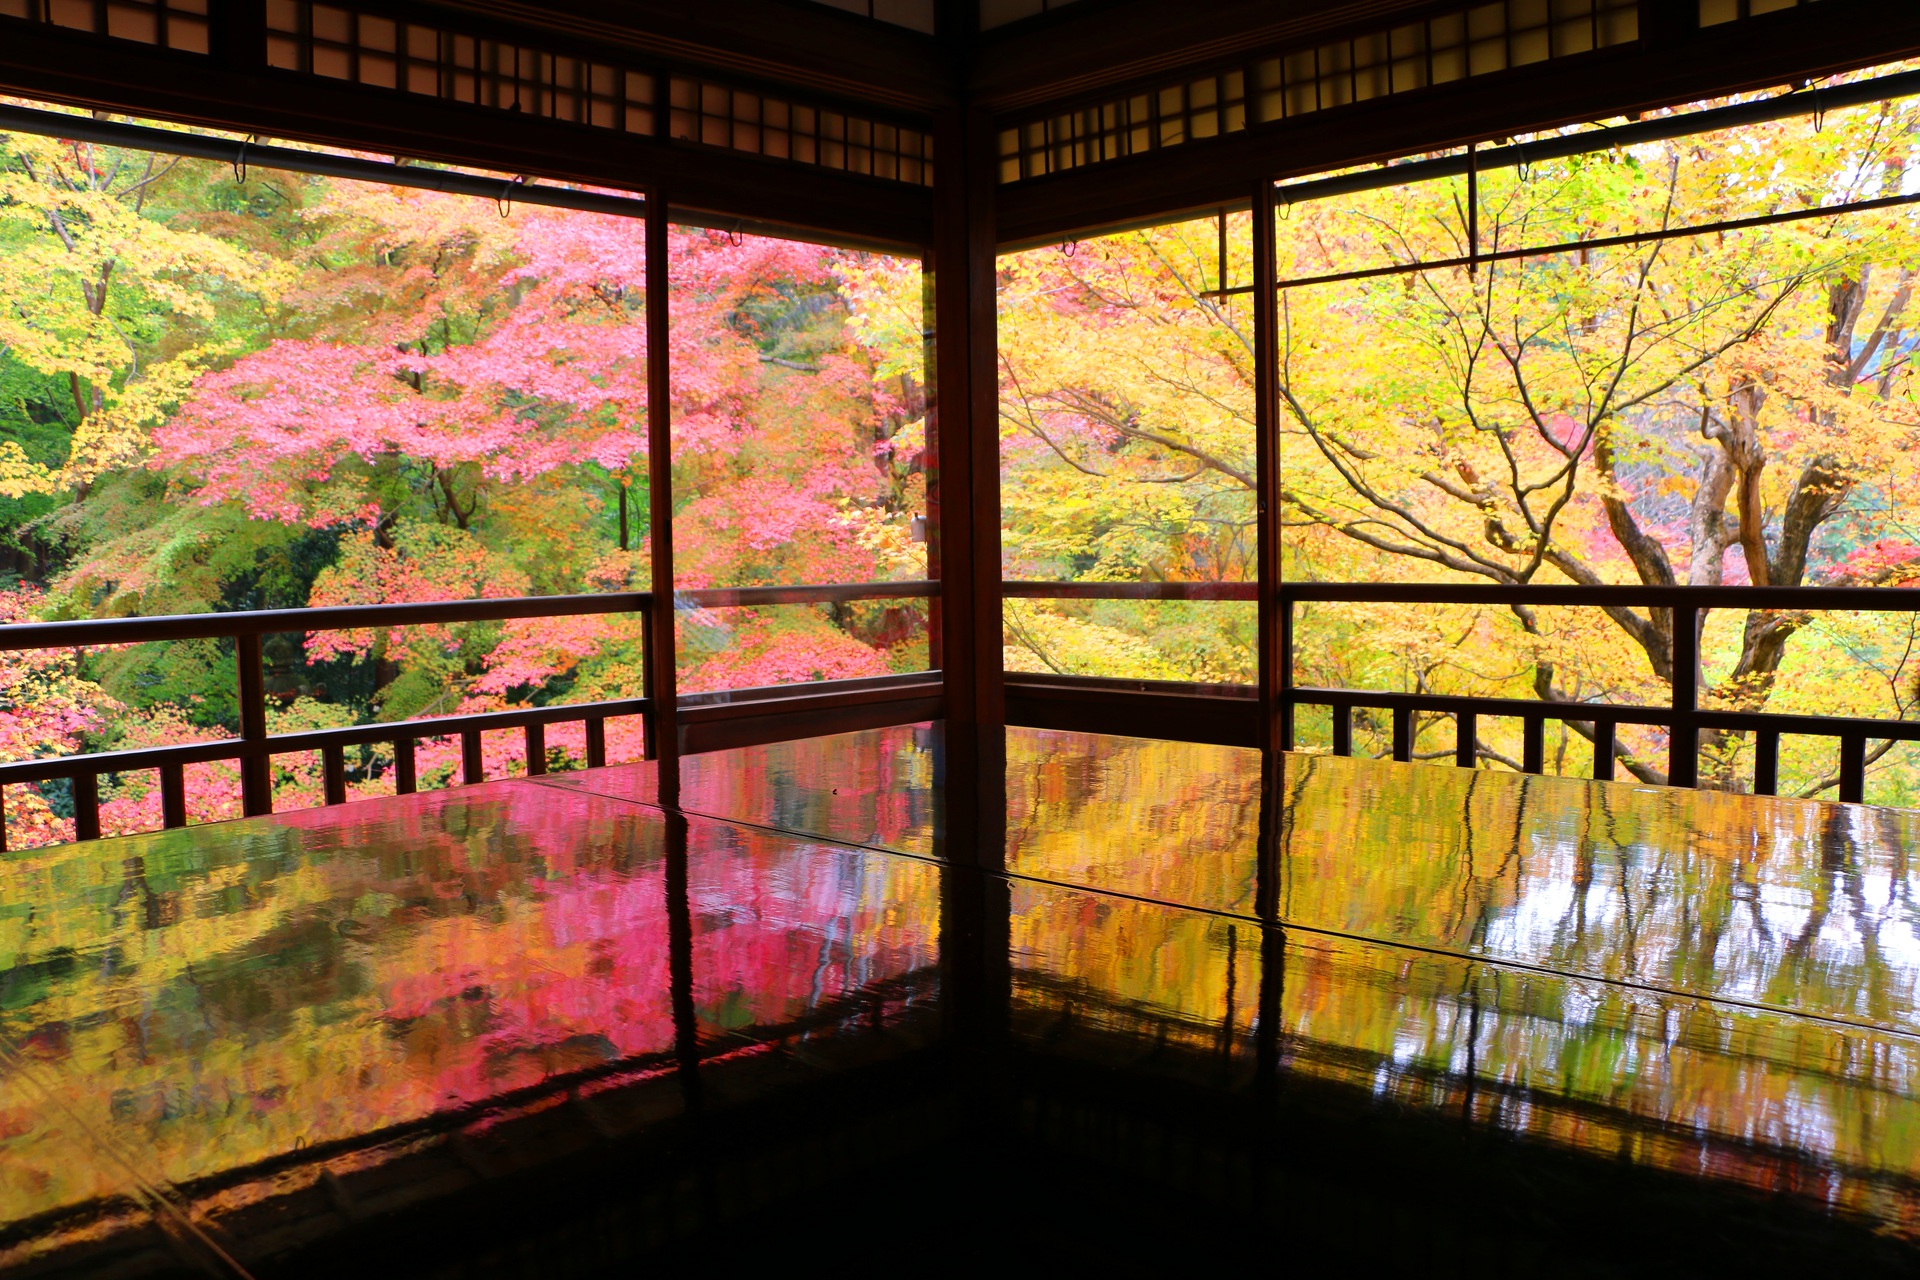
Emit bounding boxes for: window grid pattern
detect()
[1698,0,1819,25]
[265,2,654,134]
[0,0,209,53]
[1000,0,1639,183]
[668,76,933,186]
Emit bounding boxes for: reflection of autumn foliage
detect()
[0,784,941,1225]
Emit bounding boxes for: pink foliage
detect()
[1827,539,1920,585]
[681,620,894,694]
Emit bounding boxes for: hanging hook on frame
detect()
[497,174,525,218]
[232,134,255,185]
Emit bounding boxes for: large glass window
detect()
[668,228,930,696]
[998,214,1256,685]
[1272,72,1920,797]
[0,104,657,842]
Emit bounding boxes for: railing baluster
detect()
[462,730,484,785]
[1,784,9,853]
[1668,603,1699,788]
[1522,715,1545,775]
[586,717,607,769]
[1331,704,1352,757]
[159,761,187,828]
[73,772,100,841]
[526,722,547,775]
[1391,707,1413,762]
[235,632,273,817]
[394,737,417,796]
[1591,718,1616,782]
[321,745,347,805]
[1839,731,1866,804]
[1278,595,1296,752]
[1455,710,1477,768]
[1753,728,1779,796]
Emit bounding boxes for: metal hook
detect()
[1513,139,1531,183]
[497,174,524,218]
[726,222,744,247]
[1277,185,1292,221]
[1061,239,1079,257]
[1813,85,1826,134]
[232,135,253,185]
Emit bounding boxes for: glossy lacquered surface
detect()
[3,723,1919,1275]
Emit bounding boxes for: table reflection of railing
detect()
[1006,580,1920,801]
[0,580,937,845]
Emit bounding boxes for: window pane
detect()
[668,229,930,695]
[999,214,1256,686]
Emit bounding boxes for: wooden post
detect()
[1592,718,1617,782]
[645,191,679,788]
[236,633,272,816]
[1668,603,1698,788]
[1253,179,1284,755]
[159,760,188,827]
[930,104,1003,737]
[462,729,483,784]
[1753,727,1779,796]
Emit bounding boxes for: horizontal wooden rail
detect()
[1009,579,1920,610]
[1005,580,1256,601]
[0,592,654,650]
[678,580,938,607]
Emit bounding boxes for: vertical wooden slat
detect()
[526,722,547,776]
[73,772,100,841]
[1839,731,1866,804]
[1331,704,1352,757]
[0,784,8,853]
[1253,179,1283,755]
[645,190,680,783]
[235,632,273,816]
[159,760,187,828]
[462,729,484,784]
[1592,718,1617,782]
[393,737,417,795]
[1278,593,1295,751]
[1753,727,1779,796]
[319,745,346,805]
[1455,710,1477,768]
[586,717,607,768]
[1668,603,1699,788]
[1522,715,1545,775]
[1391,706,1413,762]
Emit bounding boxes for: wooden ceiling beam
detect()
[996,0,1920,247]
[0,21,932,248]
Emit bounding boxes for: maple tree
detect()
[991,75,1920,798]
[8,71,1920,841]
[0,112,927,844]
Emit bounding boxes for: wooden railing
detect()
[14,576,1920,847]
[0,580,938,846]
[1010,580,1920,802]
